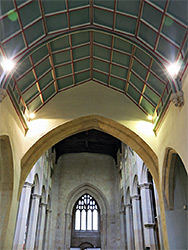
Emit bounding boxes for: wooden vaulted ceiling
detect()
[53,129,121,163]
[0,0,187,127]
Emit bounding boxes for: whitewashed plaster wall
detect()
[49,152,121,250]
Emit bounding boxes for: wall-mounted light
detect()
[29,112,35,119]
[1,58,15,72]
[167,61,181,78]
[147,115,153,121]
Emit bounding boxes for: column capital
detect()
[32,194,41,199]
[139,183,152,189]
[125,203,132,208]
[0,88,7,103]
[119,209,125,214]
[23,182,33,188]
[144,223,156,228]
[40,202,48,207]
[131,195,140,200]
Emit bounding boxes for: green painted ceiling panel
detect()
[51,36,70,51]
[113,38,132,54]
[0,1,14,15]
[42,84,55,102]
[150,1,166,9]
[110,76,125,91]
[75,70,90,83]
[111,64,128,79]
[144,86,160,106]
[39,72,53,91]
[157,36,179,62]
[167,0,188,25]
[74,58,90,73]
[27,96,42,113]
[23,84,39,104]
[71,31,90,47]
[130,73,144,92]
[94,45,111,61]
[132,60,148,80]
[42,0,66,14]
[142,2,163,29]
[151,61,168,82]
[162,18,186,46]
[15,58,32,78]
[0,15,20,41]
[112,51,130,67]
[147,74,164,95]
[94,32,112,48]
[55,63,72,78]
[69,8,90,27]
[140,98,155,116]
[46,13,68,33]
[68,0,89,10]
[73,45,90,60]
[127,84,140,103]
[93,70,108,84]
[94,0,114,10]
[115,14,137,34]
[135,49,151,67]
[2,32,25,58]
[94,8,113,28]
[93,58,109,73]
[35,59,51,79]
[139,22,158,48]
[58,76,74,90]
[53,50,71,65]
[18,72,35,92]
[19,1,41,27]
[24,20,44,45]
[31,46,49,65]
[117,0,140,16]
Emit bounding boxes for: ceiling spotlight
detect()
[167,61,181,78]
[147,115,153,121]
[1,58,15,72]
[29,112,35,119]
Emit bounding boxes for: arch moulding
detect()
[20,115,159,195]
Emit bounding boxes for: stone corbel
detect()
[170,90,184,107]
[0,88,7,103]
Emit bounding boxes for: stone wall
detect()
[49,152,121,250]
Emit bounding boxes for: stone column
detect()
[64,213,72,250]
[125,204,135,250]
[13,182,32,250]
[140,183,156,250]
[120,209,126,250]
[44,209,52,250]
[131,195,144,250]
[36,203,47,250]
[25,194,41,250]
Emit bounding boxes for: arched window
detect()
[74,194,99,231]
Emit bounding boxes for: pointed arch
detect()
[162,147,187,210]
[64,183,108,250]
[20,115,159,196]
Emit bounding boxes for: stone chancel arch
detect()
[20,115,159,195]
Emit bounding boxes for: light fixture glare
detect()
[1,58,15,72]
[147,115,153,121]
[167,62,181,78]
[29,113,35,119]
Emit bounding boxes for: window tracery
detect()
[74,194,99,231]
